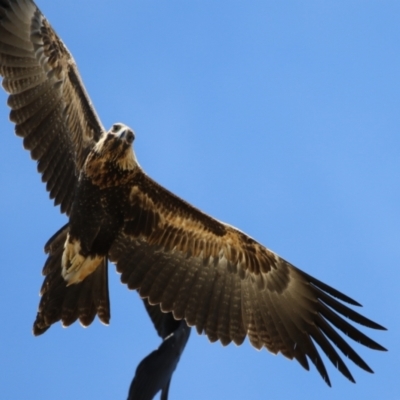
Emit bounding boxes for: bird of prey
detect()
[0,0,386,389]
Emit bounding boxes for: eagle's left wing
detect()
[109,170,386,386]
[0,0,105,214]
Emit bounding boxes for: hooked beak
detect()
[118,128,134,144]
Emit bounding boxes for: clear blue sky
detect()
[0,1,398,399]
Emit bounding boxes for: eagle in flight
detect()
[0,0,386,388]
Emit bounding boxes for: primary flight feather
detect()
[0,0,386,388]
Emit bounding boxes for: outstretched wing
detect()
[109,171,386,386]
[0,0,104,214]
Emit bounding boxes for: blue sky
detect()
[0,1,398,399]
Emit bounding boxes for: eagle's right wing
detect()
[0,0,105,214]
[109,170,387,386]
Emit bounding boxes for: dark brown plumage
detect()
[0,0,386,388]
[34,224,110,335]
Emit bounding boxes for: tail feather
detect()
[33,223,110,336]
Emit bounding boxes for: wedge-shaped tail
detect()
[33,224,110,335]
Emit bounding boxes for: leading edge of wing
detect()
[0,0,105,214]
[109,171,386,386]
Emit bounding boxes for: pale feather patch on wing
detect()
[125,179,280,279]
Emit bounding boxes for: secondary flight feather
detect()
[0,0,386,388]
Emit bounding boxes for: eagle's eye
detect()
[111,124,120,133]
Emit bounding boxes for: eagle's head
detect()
[92,123,139,171]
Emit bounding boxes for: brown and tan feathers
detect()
[0,0,386,388]
[109,170,386,386]
[123,171,278,277]
[0,0,104,213]
[33,224,110,336]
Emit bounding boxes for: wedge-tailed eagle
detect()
[0,0,386,388]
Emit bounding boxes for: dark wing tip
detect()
[299,268,362,306]
[322,372,332,387]
[369,322,387,332]
[373,343,388,352]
